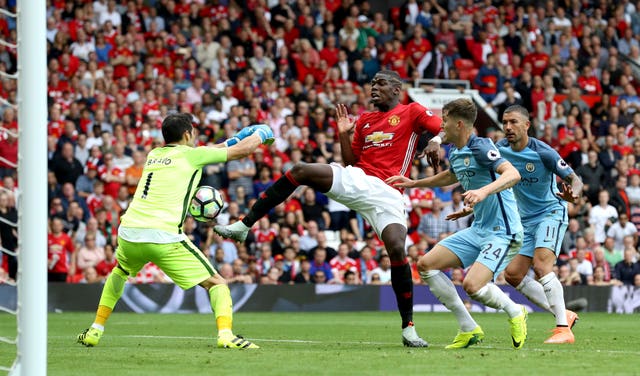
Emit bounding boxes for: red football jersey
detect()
[351,103,441,184]
[48,232,74,274]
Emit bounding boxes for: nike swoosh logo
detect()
[512,337,521,348]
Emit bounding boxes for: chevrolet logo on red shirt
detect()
[365,132,394,143]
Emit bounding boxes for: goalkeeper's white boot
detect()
[214,221,250,243]
[402,322,429,347]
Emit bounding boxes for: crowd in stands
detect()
[1,0,640,289]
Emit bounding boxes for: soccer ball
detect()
[189,186,224,222]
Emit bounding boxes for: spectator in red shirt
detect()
[319,34,340,68]
[109,35,134,79]
[474,53,502,102]
[380,39,408,79]
[330,242,358,283]
[48,217,75,282]
[523,40,549,78]
[405,24,432,78]
[95,243,118,277]
[98,152,125,199]
[577,65,602,95]
[0,124,17,178]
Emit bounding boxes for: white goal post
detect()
[10,0,48,375]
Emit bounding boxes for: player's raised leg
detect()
[214,163,333,241]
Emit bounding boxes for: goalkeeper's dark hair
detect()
[162,113,193,144]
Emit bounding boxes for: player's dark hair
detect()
[503,104,530,120]
[375,70,403,88]
[162,113,193,144]
[443,98,477,127]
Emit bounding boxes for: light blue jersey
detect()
[449,134,522,235]
[496,137,574,256]
[496,138,573,223]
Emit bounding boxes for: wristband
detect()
[431,135,442,144]
[224,136,240,147]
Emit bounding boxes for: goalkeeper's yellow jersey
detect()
[120,144,227,235]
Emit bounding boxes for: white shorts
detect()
[326,164,406,237]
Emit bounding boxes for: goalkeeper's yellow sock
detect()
[92,266,127,329]
[209,284,233,333]
[94,305,112,327]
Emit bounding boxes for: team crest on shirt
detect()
[365,131,394,144]
[487,149,501,161]
[557,159,569,169]
[525,163,535,172]
[464,157,470,166]
[388,115,400,126]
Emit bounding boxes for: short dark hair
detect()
[162,113,193,144]
[374,70,403,88]
[443,98,477,127]
[503,104,530,120]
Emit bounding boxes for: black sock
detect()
[242,171,299,227]
[391,262,414,329]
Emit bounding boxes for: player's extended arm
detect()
[226,131,270,160]
[386,169,458,188]
[556,172,584,204]
[462,161,520,207]
[336,103,357,166]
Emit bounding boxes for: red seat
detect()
[459,68,478,81]
[454,59,475,70]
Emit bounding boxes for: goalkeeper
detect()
[77,113,273,349]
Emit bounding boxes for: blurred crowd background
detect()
[0,0,639,288]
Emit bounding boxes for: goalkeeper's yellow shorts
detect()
[116,236,217,289]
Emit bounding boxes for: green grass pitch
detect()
[1,312,639,375]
